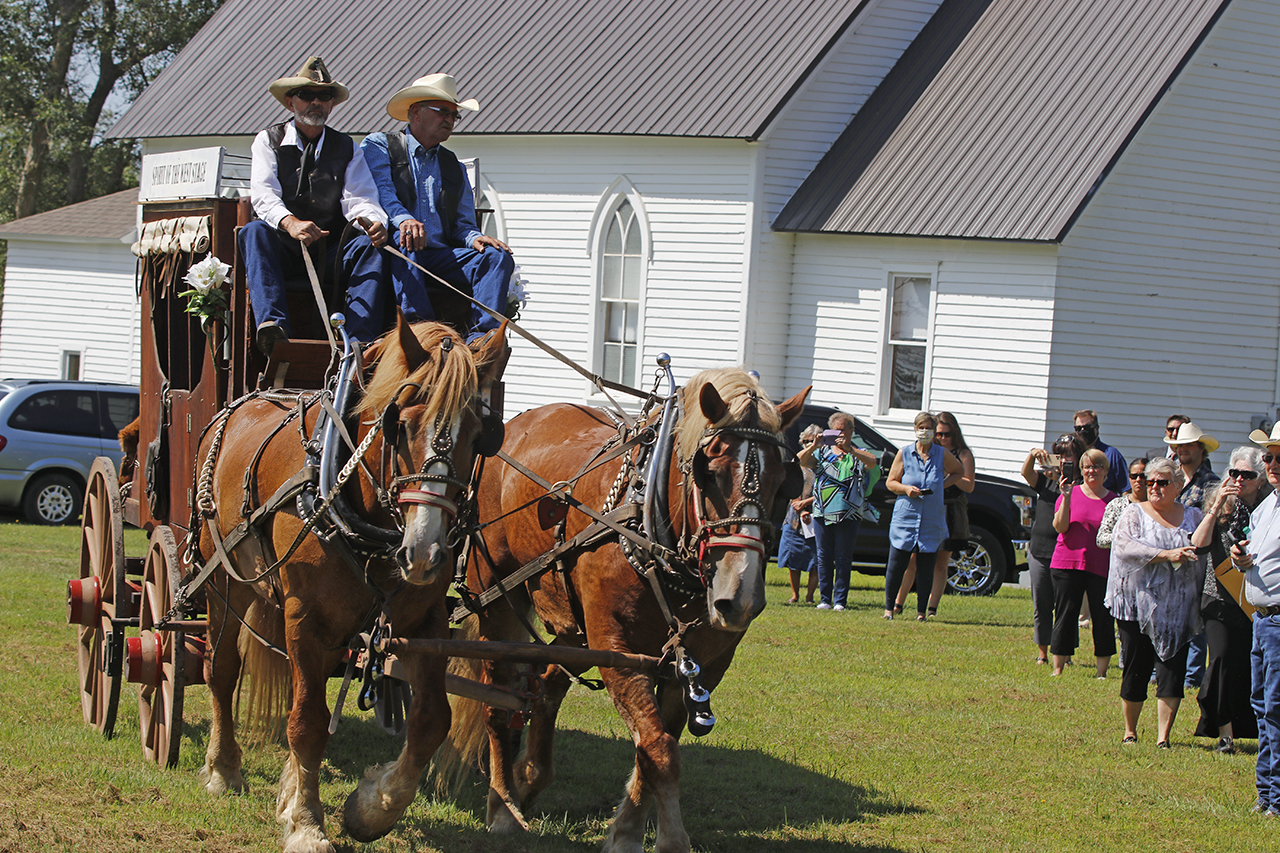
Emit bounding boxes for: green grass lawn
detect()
[0,518,1262,851]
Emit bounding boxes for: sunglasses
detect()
[289,88,336,102]
[1229,468,1259,481]
[1265,454,1280,466]
[1073,424,1095,432]
[422,104,464,123]
[1147,478,1173,488]
[935,431,953,438]
[1129,472,1146,480]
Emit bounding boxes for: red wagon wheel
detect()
[74,457,128,737]
[135,525,186,767]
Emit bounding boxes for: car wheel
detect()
[23,473,82,525]
[946,525,1006,596]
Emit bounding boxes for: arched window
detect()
[598,199,643,385]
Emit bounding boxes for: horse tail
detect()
[235,598,290,746]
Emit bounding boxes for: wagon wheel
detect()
[137,525,186,767]
[76,457,127,737]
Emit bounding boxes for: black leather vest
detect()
[266,122,353,237]
[386,131,464,243]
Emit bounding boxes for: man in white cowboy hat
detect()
[1166,421,1221,511]
[1229,422,1280,816]
[1167,420,1221,689]
[360,73,514,342]
[241,55,390,352]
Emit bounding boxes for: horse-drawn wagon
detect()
[64,168,808,852]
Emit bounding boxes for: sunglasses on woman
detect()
[1147,478,1173,488]
[1228,468,1259,480]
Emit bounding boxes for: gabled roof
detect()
[774,0,1232,242]
[0,188,138,242]
[110,0,871,140]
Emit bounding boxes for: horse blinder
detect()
[476,413,505,458]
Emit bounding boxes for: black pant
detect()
[885,547,936,614]
[1195,601,1258,738]
[1118,619,1189,701]
[1050,568,1116,658]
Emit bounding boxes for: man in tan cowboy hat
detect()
[1229,422,1280,815]
[1166,421,1221,510]
[360,73,514,343]
[241,55,390,352]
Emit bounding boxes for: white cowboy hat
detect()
[1164,421,1220,453]
[1250,422,1280,448]
[386,73,481,122]
[268,56,350,108]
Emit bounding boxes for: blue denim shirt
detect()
[889,441,948,552]
[360,128,482,250]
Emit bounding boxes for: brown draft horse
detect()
[443,367,808,852]
[195,318,506,853]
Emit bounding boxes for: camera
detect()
[820,429,841,446]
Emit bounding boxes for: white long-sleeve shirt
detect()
[249,121,386,229]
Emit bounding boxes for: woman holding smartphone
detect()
[798,412,880,610]
[884,412,965,620]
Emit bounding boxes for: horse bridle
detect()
[391,410,470,523]
[683,424,794,576]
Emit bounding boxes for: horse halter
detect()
[686,424,791,571]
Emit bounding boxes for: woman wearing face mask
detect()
[1050,447,1118,677]
[1022,433,1086,664]
[1194,447,1270,752]
[884,412,965,621]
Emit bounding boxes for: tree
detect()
[0,0,221,221]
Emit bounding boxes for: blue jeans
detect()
[238,220,387,341]
[1185,631,1207,687]
[1252,613,1280,810]
[386,244,514,340]
[885,546,936,615]
[813,517,860,607]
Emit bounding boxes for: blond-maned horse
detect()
[196,317,505,853]
[441,368,808,852]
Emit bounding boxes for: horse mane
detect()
[675,367,782,465]
[355,321,481,424]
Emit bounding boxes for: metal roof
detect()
[0,188,138,241]
[774,0,1231,242]
[109,0,872,140]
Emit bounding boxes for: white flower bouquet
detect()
[179,256,231,329]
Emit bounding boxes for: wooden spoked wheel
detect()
[137,525,185,767]
[76,457,127,737]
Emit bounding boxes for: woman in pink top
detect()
[1050,447,1118,677]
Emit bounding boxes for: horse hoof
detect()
[282,826,335,853]
[341,786,397,843]
[198,763,247,796]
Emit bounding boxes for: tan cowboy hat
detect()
[1250,422,1280,448]
[1164,421,1220,453]
[268,56,350,107]
[386,73,481,122]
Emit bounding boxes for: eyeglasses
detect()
[289,88,335,102]
[1080,465,1103,472]
[1147,478,1173,488]
[1129,472,1146,480]
[1229,469,1259,481]
[422,104,463,123]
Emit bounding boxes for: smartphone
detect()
[820,429,841,446]
[1044,453,1061,468]
[918,488,933,496]
[1060,460,1080,484]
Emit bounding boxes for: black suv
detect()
[784,405,1034,595]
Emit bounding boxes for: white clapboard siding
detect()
[788,233,1057,478]
[748,0,943,400]
[454,136,755,415]
[1050,0,1280,464]
[0,237,140,383]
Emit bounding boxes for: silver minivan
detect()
[0,380,140,524]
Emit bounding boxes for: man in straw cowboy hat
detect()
[240,56,390,352]
[1167,420,1221,688]
[1229,422,1280,816]
[361,73,514,343]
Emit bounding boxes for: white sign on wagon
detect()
[140,147,224,201]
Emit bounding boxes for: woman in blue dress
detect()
[884,411,965,620]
